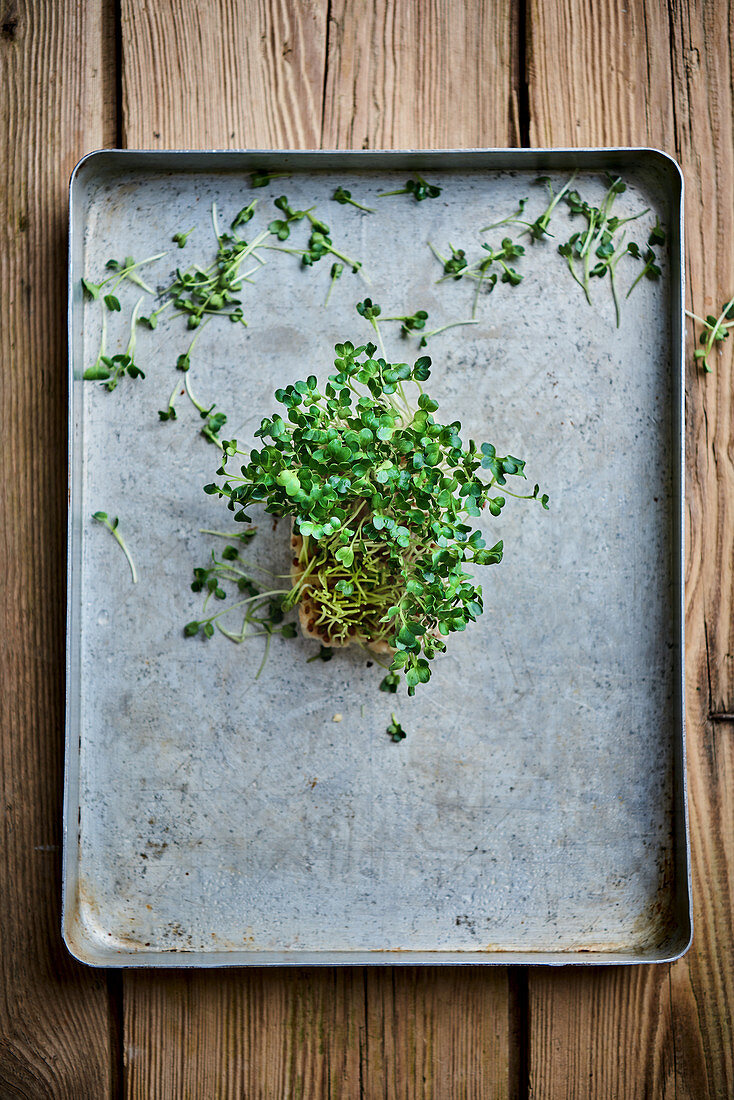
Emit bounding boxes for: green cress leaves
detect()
[203,341,547,699]
[558,175,662,326]
[84,297,146,390]
[250,169,291,188]
[386,713,407,741]
[688,292,734,372]
[172,227,194,248]
[333,186,375,213]
[429,174,665,327]
[183,530,296,676]
[377,175,442,201]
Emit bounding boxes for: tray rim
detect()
[63,146,691,967]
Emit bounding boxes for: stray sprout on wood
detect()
[687,293,734,372]
[92,512,138,583]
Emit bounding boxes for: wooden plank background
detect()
[1,0,731,1095]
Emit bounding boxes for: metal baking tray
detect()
[64,149,689,966]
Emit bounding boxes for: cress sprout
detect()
[333,186,375,213]
[377,176,442,201]
[199,341,547,699]
[92,512,138,583]
[688,293,734,372]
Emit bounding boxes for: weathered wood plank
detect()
[121,0,329,148]
[124,968,515,1100]
[526,0,733,1096]
[526,0,676,149]
[125,970,365,1100]
[322,0,520,148]
[119,2,519,1097]
[363,968,514,1099]
[668,2,734,1093]
[528,967,682,1099]
[0,0,116,1096]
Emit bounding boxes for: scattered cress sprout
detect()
[429,237,525,317]
[172,227,194,248]
[688,293,734,372]
[358,299,477,349]
[558,176,662,325]
[268,195,309,240]
[386,714,407,742]
[334,186,375,213]
[417,320,479,347]
[626,218,665,297]
[325,262,344,305]
[251,169,291,188]
[92,512,138,583]
[81,252,166,310]
[84,297,146,388]
[378,176,442,201]
[184,530,297,677]
[302,229,363,273]
[433,244,468,279]
[430,174,665,325]
[481,174,577,240]
[381,309,429,336]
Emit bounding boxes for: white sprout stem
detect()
[126,296,145,354]
[424,319,479,341]
[183,371,207,413]
[164,379,179,410]
[111,526,138,584]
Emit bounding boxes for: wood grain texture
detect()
[668,2,734,1095]
[124,970,365,1099]
[528,967,681,1099]
[120,0,328,149]
[0,0,116,1096]
[322,0,519,148]
[526,0,676,149]
[526,1,733,1097]
[124,968,513,1099]
[362,968,514,1099]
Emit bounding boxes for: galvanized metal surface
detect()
[64,149,689,966]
